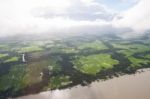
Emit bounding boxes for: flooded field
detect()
[17,69,150,99]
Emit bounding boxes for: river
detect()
[17,69,150,99]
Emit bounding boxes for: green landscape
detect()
[0,33,150,98]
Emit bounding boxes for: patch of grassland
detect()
[118,50,150,67]
[117,50,134,57]
[78,40,108,50]
[144,54,150,59]
[0,44,10,51]
[72,54,119,75]
[50,45,78,54]
[113,43,150,56]
[50,40,108,54]
[48,75,71,89]
[61,48,78,53]
[112,42,149,50]
[23,59,60,85]
[0,64,26,91]
[0,54,8,59]
[113,42,150,67]
[112,43,131,49]
[45,44,54,49]
[18,45,43,53]
[128,56,150,67]
[31,41,46,46]
[4,56,19,63]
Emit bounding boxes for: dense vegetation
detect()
[0,33,150,98]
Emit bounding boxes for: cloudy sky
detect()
[0,0,149,37]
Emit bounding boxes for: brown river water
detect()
[16,69,150,99]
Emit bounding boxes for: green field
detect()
[73,54,119,75]
[18,45,44,53]
[144,54,150,59]
[78,40,108,50]
[128,56,150,67]
[113,43,149,56]
[112,41,150,68]
[4,56,19,63]
[0,54,8,59]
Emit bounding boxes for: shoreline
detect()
[16,68,150,99]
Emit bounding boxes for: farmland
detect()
[0,33,150,98]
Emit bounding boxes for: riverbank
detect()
[16,68,150,99]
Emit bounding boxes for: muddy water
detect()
[17,69,150,99]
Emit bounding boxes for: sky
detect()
[0,0,150,37]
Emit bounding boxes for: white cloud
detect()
[0,0,149,37]
[113,0,150,32]
[33,0,116,21]
[0,0,117,37]
[121,0,138,3]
